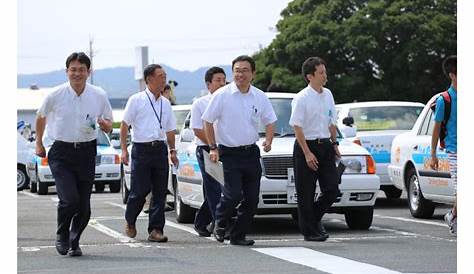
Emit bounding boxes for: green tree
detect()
[253,0,456,103]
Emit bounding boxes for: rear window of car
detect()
[349,106,423,131]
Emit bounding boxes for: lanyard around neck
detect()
[145,92,163,129]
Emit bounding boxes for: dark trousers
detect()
[125,142,169,233]
[48,140,97,248]
[215,144,262,241]
[293,140,339,237]
[194,146,223,230]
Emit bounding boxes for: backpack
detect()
[430,91,451,149]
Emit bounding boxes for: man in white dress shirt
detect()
[191,67,226,237]
[289,56,341,241]
[202,55,277,246]
[35,52,113,256]
[120,64,178,243]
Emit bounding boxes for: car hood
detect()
[256,137,369,157]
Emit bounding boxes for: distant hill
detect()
[18,65,233,105]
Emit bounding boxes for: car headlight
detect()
[101,154,120,164]
[340,155,375,174]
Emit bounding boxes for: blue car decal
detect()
[412,145,447,164]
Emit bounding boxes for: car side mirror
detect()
[342,116,354,127]
[340,125,357,138]
[181,128,195,143]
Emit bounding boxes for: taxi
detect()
[336,101,424,199]
[172,92,380,230]
[388,93,455,218]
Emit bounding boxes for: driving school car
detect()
[27,130,122,195]
[388,93,455,218]
[173,92,380,230]
[336,101,424,199]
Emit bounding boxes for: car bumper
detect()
[36,164,121,183]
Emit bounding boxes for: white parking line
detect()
[374,214,448,227]
[18,191,38,198]
[253,247,402,274]
[88,219,143,247]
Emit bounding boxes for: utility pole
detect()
[88,36,94,84]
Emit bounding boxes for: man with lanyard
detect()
[202,55,276,246]
[191,66,226,236]
[120,64,178,242]
[289,56,341,241]
[430,55,457,235]
[35,52,113,256]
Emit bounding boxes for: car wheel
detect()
[406,167,435,218]
[174,185,195,223]
[383,185,402,199]
[121,170,129,204]
[17,165,29,191]
[344,207,374,230]
[30,167,38,193]
[109,181,121,193]
[37,179,48,195]
[95,182,105,193]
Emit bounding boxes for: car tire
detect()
[30,167,38,193]
[95,182,105,193]
[109,181,121,193]
[383,185,402,199]
[37,179,48,195]
[406,167,435,218]
[344,207,374,230]
[121,169,129,204]
[17,165,29,191]
[174,185,195,223]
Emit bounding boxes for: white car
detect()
[336,101,424,199]
[28,130,122,195]
[388,93,455,218]
[121,104,192,204]
[172,92,380,230]
[17,132,35,191]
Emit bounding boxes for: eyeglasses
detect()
[233,68,251,74]
[68,67,88,74]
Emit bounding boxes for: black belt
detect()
[55,139,96,149]
[219,144,256,151]
[134,140,165,147]
[307,138,331,144]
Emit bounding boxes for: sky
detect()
[18,0,292,74]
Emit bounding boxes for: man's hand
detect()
[121,149,129,165]
[262,141,272,152]
[35,143,46,158]
[209,149,219,163]
[98,118,112,133]
[334,145,341,159]
[170,151,179,167]
[430,155,439,170]
[304,152,319,171]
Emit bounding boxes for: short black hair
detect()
[143,64,163,84]
[66,52,91,69]
[163,84,171,91]
[205,66,226,83]
[232,55,256,72]
[442,55,456,78]
[301,57,326,83]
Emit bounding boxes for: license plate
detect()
[287,168,297,203]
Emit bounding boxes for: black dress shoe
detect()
[68,246,82,257]
[213,226,225,242]
[316,221,329,238]
[304,234,328,242]
[55,240,69,256]
[194,226,211,237]
[230,239,255,246]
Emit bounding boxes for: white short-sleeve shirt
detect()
[201,82,277,147]
[37,82,113,142]
[123,88,176,142]
[289,85,337,139]
[190,92,214,146]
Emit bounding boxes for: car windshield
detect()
[174,109,190,134]
[348,106,423,131]
[259,97,342,138]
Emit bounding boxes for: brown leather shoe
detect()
[148,229,168,242]
[125,223,137,238]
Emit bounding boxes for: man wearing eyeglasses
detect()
[35,52,113,256]
[202,55,276,246]
[120,64,179,243]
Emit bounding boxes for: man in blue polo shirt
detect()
[430,55,457,235]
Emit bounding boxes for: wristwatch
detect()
[331,141,339,146]
[169,148,177,153]
[209,144,218,150]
